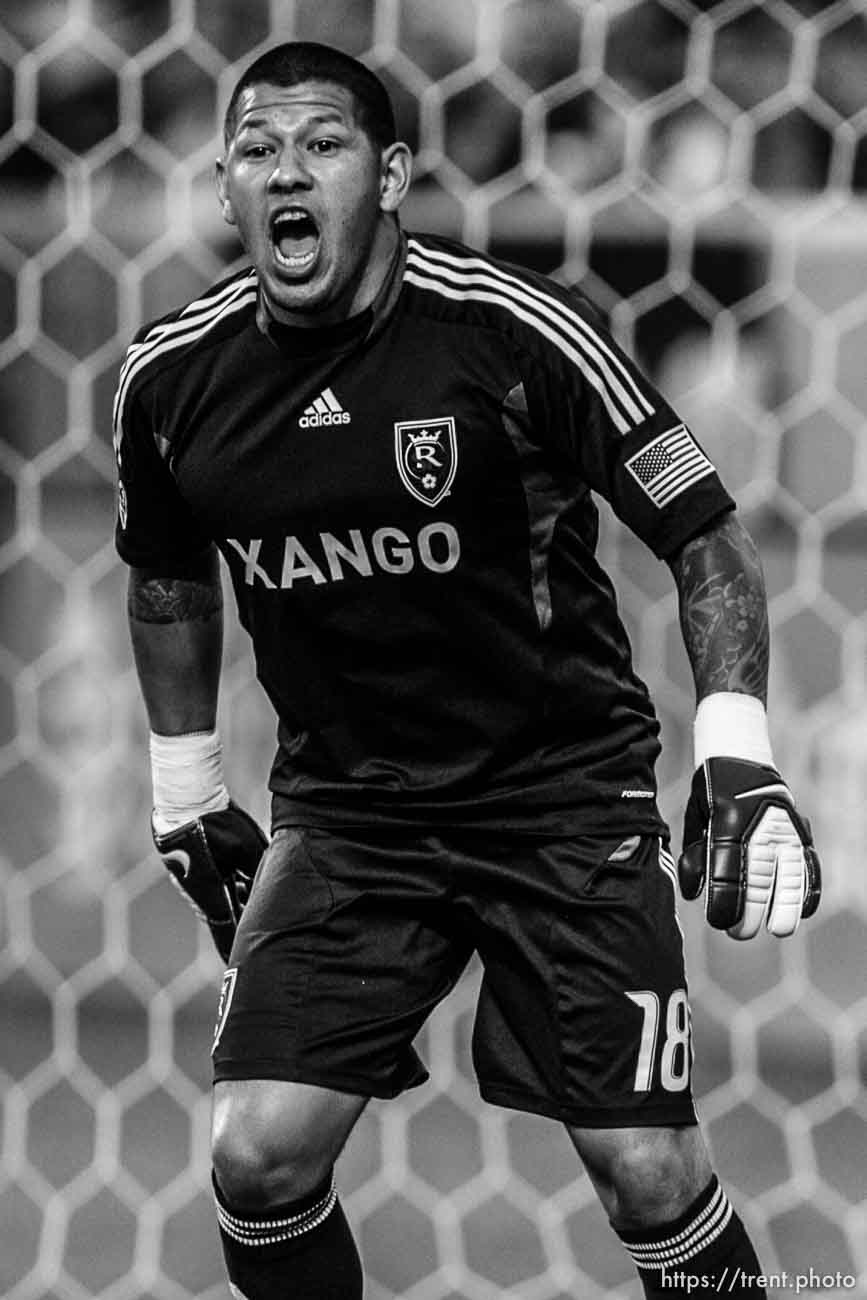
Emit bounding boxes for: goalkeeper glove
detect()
[679,695,821,940]
[679,758,821,939]
[153,802,267,961]
[149,728,267,961]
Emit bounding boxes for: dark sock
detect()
[213,1169,362,1299]
[615,1175,766,1298]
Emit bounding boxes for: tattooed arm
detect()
[128,545,223,735]
[668,512,821,937]
[128,547,267,958]
[667,511,769,705]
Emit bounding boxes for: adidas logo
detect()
[299,388,351,427]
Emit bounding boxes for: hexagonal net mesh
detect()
[0,0,865,1296]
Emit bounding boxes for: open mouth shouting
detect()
[270,207,320,274]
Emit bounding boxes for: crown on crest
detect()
[407,428,442,446]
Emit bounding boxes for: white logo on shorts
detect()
[212,966,238,1055]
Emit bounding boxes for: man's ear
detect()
[215,158,236,226]
[379,142,412,215]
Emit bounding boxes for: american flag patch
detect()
[625,424,714,507]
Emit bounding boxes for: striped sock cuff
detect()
[617,1176,733,1272]
[214,1174,338,1249]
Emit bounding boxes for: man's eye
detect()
[310,139,339,155]
[243,144,271,158]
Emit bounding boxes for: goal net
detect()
[1,0,865,1295]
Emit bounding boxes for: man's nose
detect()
[267,145,313,190]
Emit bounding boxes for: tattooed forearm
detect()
[128,552,222,625]
[669,513,769,703]
[126,549,223,733]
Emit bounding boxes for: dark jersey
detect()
[114,231,734,835]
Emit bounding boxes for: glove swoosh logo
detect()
[162,849,192,879]
[734,783,790,800]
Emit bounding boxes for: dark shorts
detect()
[212,825,697,1128]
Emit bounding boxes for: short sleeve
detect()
[113,366,212,570]
[523,288,735,558]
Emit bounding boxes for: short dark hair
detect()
[223,42,397,150]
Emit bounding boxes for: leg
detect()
[209,827,471,1299]
[459,831,765,1296]
[211,1077,367,1299]
[568,1122,765,1298]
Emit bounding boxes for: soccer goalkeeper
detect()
[115,41,819,1300]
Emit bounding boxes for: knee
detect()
[211,1086,334,1209]
[607,1133,695,1223]
[571,1125,712,1229]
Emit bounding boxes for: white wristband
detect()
[693,692,774,768]
[150,728,230,834]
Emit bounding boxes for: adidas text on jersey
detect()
[299,387,351,427]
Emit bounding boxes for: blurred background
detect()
[1,0,866,1296]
